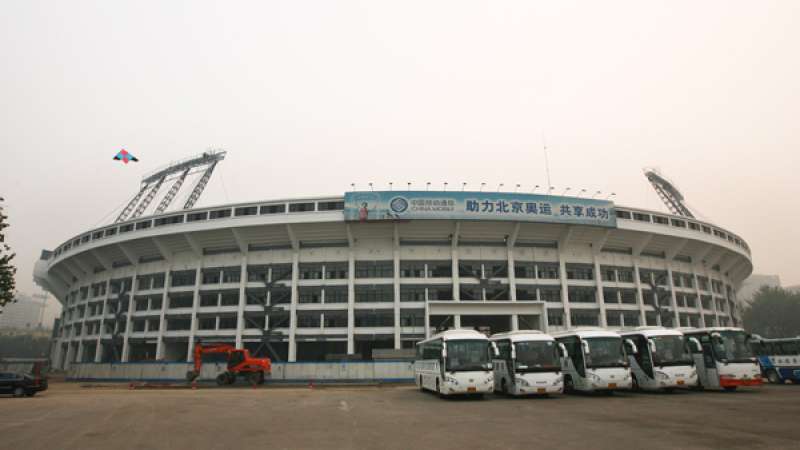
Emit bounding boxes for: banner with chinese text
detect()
[343,191,616,228]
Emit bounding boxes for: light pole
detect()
[443,182,448,192]
[605,192,616,200]
[368,182,373,192]
[515,184,521,193]
[591,190,601,199]
[548,186,556,194]
[388,182,393,191]
[350,183,356,191]
[426,182,431,191]
[480,183,486,192]
[407,182,412,190]
[532,185,540,193]
[461,182,467,191]
[497,183,504,192]
[561,187,571,196]
[577,189,587,198]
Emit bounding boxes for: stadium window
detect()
[568,287,596,303]
[617,268,634,283]
[166,318,191,331]
[428,285,453,300]
[671,219,687,228]
[168,294,194,309]
[209,209,232,219]
[199,318,216,330]
[154,215,184,227]
[516,286,537,301]
[104,228,117,237]
[202,269,221,284]
[566,264,593,280]
[355,261,393,278]
[187,212,208,222]
[515,262,536,279]
[547,309,564,326]
[218,317,237,329]
[92,231,104,240]
[603,289,619,304]
[324,286,348,303]
[633,213,651,222]
[200,293,219,307]
[354,310,394,327]
[171,270,197,287]
[317,201,345,211]
[653,216,669,225]
[571,311,599,326]
[289,202,315,213]
[537,263,560,279]
[400,261,426,278]
[620,289,637,304]
[81,235,91,243]
[220,291,239,306]
[324,311,348,327]
[688,222,701,231]
[234,206,258,216]
[400,309,425,327]
[615,210,632,220]
[355,285,393,303]
[299,264,323,280]
[540,287,561,303]
[222,268,241,283]
[120,224,134,233]
[135,220,152,230]
[324,263,348,279]
[299,287,322,304]
[701,225,712,234]
[400,286,426,302]
[428,262,452,278]
[260,204,286,214]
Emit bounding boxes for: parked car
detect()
[0,372,48,397]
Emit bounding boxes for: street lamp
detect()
[577,189,587,198]
[369,182,373,192]
[388,182,393,191]
[480,183,486,192]
[532,185,540,193]
[426,182,431,191]
[443,182,448,192]
[497,183,504,192]
[561,187,571,196]
[548,186,556,194]
[350,183,356,191]
[591,190,602,199]
[605,192,616,200]
[461,182,467,191]
[515,184,521,192]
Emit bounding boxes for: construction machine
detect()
[186,342,271,386]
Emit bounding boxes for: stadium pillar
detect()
[665,267,681,327]
[346,224,356,355]
[186,266,202,361]
[155,271,171,360]
[235,254,247,349]
[121,269,138,362]
[451,222,461,329]
[288,251,299,362]
[393,225,401,349]
[694,273,707,328]
[506,226,519,331]
[632,261,647,327]
[557,226,574,328]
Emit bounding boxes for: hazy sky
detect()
[2,0,799,311]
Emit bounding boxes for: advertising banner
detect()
[344,191,616,228]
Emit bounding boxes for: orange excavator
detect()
[186,342,271,386]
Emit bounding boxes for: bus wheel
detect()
[501,379,508,395]
[723,386,737,392]
[767,370,781,384]
[436,379,443,398]
[631,375,639,391]
[564,376,574,394]
[418,375,424,391]
[216,374,228,386]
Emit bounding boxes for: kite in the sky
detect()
[113,149,139,164]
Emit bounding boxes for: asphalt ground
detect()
[0,381,798,450]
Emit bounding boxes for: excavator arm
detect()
[187,343,236,382]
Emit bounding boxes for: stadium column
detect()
[557,226,574,328]
[121,272,138,362]
[288,251,299,361]
[592,230,612,328]
[705,265,720,327]
[155,271,170,359]
[393,224,401,349]
[94,283,109,363]
[346,224,356,355]
[693,272,707,328]
[631,234,652,327]
[235,255,247,349]
[507,223,520,331]
[665,267,681,327]
[451,221,461,329]
[186,266,202,361]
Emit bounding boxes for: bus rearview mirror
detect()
[689,337,702,353]
[626,339,639,355]
[582,340,590,355]
[559,343,569,359]
[648,339,657,354]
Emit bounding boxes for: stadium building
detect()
[34,153,753,369]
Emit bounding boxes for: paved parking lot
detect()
[0,381,798,450]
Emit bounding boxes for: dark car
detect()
[0,372,48,397]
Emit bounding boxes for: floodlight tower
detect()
[643,168,695,218]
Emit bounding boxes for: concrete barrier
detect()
[66,361,414,383]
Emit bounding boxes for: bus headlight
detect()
[445,376,459,385]
[655,371,669,381]
[516,377,530,387]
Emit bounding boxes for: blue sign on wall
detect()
[344,191,617,228]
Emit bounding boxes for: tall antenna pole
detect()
[542,132,552,191]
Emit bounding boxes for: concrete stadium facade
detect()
[34,193,753,369]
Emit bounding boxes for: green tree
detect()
[0,197,16,313]
[743,286,800,338]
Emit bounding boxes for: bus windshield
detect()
[713,331,755,363]
[445,339,491,372]
[585,337,626,369]
[650,335,693,367]
[514,341,559,373]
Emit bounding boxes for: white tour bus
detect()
[681,327,762,391]
[490,331,566,396]
[620,327,699,391]
[415,329,495,397]
[554,329,632,393]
